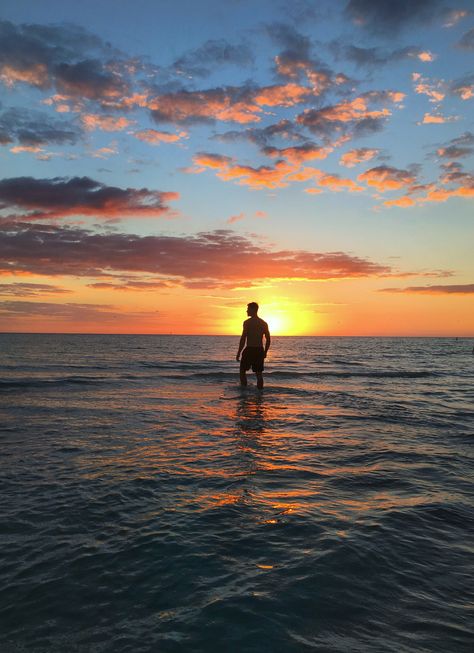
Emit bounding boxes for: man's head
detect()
[247,302,259,316]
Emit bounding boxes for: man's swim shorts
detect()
[240,346,265,373]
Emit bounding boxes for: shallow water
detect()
[1,334,473,652]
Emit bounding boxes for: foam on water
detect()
[0,334,473,652]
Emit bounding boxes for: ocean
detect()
[0,334,473,652]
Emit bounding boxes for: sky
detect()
[0,0,473,335]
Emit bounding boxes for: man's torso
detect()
[245,316,267,347]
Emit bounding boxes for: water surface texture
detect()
[1,334,473,652]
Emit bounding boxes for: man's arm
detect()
[236,323,247,361]
[264,324,271,357]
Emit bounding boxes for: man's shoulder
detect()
[258,317,269,328]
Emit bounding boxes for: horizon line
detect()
[1,332,473,338]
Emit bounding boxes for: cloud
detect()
[0,222,392,286]
[296,91,404,141]
[0,21,130,102]
[358,165,416,191]
[450,74,474,100]
[0,107,79,149]
[89,143,119,159]
[334,43,435,67]
[172,39,254,77]
[148,86,262,125]
[263,142,331,163]
[87,280,173,291]
[0,300,159,322]
[380,284,474,294]
[442,9,470,27]
[0,282,72,296]
[189,151,297,190]
[54,59,128,101]
[339,147,379,167]
[191,150,368,193]
[383,196,416,208]
[0,176,179,220]
[345,0,441,33]
[436,132,474,159]
[412,72,446,102]
[134,128,187,144]
[311,171,365,193]
[226,212,245,224]
[148,82,317,125]
[421,113,457,124]
[81,114,133,131]
[458,28,474,49]
[383,163,474,207]
[215,119,306,147]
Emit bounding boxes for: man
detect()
[236,302,271,389]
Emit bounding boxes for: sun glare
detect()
[225,300,318,336]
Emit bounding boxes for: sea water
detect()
[0,334,473,652]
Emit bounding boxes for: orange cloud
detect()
[0,223,392,283]
[0,63,49,88]
[412,73,446,102]
[193,152,233,169]
[217,160,295,189]
[417,51,435,62]
[383,196,416,208]
[317,173,364,193]
[81,114,133,131]
[421,113,456,124]
[134,129,187,144]
[226,212,245,224]
[90,143,118,159]
[253,83,311,107]
[148,87,263,124]
[296,91,404,139]
[339,148,379,167]
[358,166,416,192]
[274,56,332,94]
[10,145,43,154]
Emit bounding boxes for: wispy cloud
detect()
[0,282,72,296]
[380,284,474,294]
[172,38,254,77]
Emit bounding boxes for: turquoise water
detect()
[1,334,473,652]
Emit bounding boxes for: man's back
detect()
[244,316,268,347]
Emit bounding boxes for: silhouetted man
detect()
[236,302,271,389]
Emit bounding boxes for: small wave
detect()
[269,370,438,379]
[0,376,108,390]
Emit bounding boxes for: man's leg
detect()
[240,368,248,386]
[256,372,263,389]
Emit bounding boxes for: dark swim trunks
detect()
[240,346,265,373]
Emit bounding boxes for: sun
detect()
[224,298,319,336]
[264,311,289,335]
